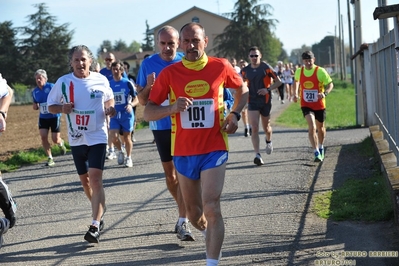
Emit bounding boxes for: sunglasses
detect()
[105,58,113,61]
[250,55,259,58]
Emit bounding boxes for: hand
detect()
[173,97,193,113]
[257,88,269,96]
[147,72,156,87]
[62,102,74,114]
[222,113,238,134]
[293,95,299,103]
[125,104,133,113]
[0,116,6,132]
[105,106,116,117]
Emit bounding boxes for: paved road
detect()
[1,98,398,265]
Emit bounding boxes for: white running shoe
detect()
[125,157,133,168]
[118,151,125,165]
[266,142,273,155]
[0,217,10,249]
[107,151,116,160]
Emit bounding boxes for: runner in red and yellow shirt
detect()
[294,50,333,162]
[144,22,248,266]
[148,54,242,156]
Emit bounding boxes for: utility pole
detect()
[347,0,354,84]
[338,0,344,80]
[378,0,389,35]
[352,0,364,125]
[341,14,347,80]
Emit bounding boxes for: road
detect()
[0,98,398,265]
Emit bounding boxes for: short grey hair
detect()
[157,25,179,39]
[34,69,47,80]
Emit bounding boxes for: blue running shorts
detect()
[173,150,228,180]
[109,111,134,133]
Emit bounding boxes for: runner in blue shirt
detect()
[32,69,66,166]
[109,61,138,168]
[136,25,194,241]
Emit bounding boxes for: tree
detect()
[311,36,336,68]
[113,39,128,52]
[97,40,112,56]
[141,20,154,51]
[212,0,281,63]
[128,40,142,53]
[18,3,73,85]
[0,21,21,85]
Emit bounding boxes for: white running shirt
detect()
[47,72,114,146]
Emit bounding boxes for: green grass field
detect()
[274,79,392,222]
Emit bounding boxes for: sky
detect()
[1,0,392,56]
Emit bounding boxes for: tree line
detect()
[0,1,336,91]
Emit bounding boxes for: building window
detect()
[192,16,200,23]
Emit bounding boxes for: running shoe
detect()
[265,142,273,155]
[176,222,195,241]
[253,153,264,166]
[60,141,67,155]
[46,158,55,167]
[249,127,252,136]
[319,148,325,161]
[0,174,17,228]
[314,151,323,162]
[125,157,133,168]
[107,151,116,160]
[117,151,125,165]
[84,225,100,243]
[0,217,10,249]
[174,221,178,233]
[244,128,249,137]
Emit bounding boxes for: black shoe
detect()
[244,128,249,137]
[253,154,264,166]
[84,225,100,243]
[249,128,252,136]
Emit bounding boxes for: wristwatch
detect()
[230,111,241,121]
[324,91,329,97]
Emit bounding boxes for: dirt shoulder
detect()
[301,127,399,265]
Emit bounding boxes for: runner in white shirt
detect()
[0,74,17,249]
[47,45,116,244]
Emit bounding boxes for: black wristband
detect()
[324,91,328,97]
[230,111,241,121]
[0,111,6,119]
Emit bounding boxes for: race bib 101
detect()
[180,99,215,129]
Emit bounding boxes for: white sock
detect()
[92,220,100,228]
[48,156,53,159]
[319,144,324,150]
[206,259,219,266]
[109,148,114,153]
[178,217,188,226]
[246,124,250,129]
